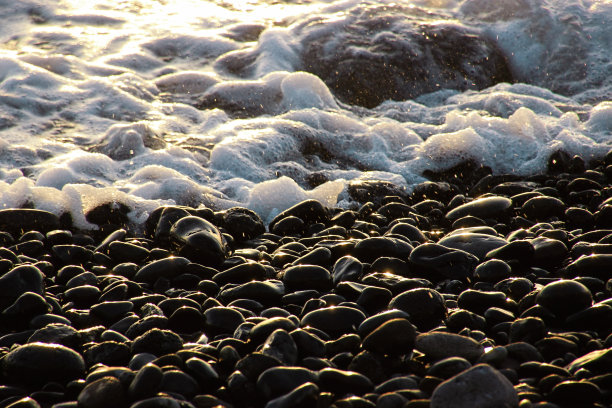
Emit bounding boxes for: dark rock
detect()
[133,256,190,283]
[0,265,44,309]
[290,329,326,358]
[318,367,373,395]
[77,376,127,408]
[108,241,150,264]
[549,380,602,406]
[221,207,265,241]
[484,240,534,263]
[2,292,50,324]
[446,196,512,221]
[301,306,366,337]
[415,332,484,362]
[362,318,416,355]
[261,329,298,365]
[565,348,612,375]
[536,279,592,319]
[203,306,245,336]
[530,237,568,268]
[160,370,200,399]
[438,232,507,261]
[509,317,547,343]
[409,243,479,280]
[169,216,228,267]
[565,254,612,281]
[184,357,220,391]
[292,246,332,267]
[297,4,511,108]
[218,279,285,305]
[445,309,487,332]
[430,364,518,408]
[27,323,80,348]
[388,288,447,331]
[271,216,305,236]
[386,223,428,244]
[377,202,415,219]
[131,328,183,356]
[269,200,329,232]
[213,261,267,286]
[282,264,332,292]
[348,180,408,206]
[457,289,509,315]
[332,256,363,285]
[473,259,512,283]
[167,306,205,334]
[522,196,566,220]
[2,342,86,386]
[90,301,133,324]
[0,209,60,236]
[353,237,413,264]
[264,382,319,408]
[128,363,163,400]
[83,341,131,366]
[256,366,318,400]
[427,357,472,379]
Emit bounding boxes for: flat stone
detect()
[415,332,484,362]
[438,233,508,260]
[318,367,373,395]
[134,256,190,284]
[446,196,512,221]
[0,209,60,236]
[218,279,285,306]
[409,243,479,280]
[2,342,86,386]
[430,364,518,408]
[282,264,332,292]
[301,306,366,337]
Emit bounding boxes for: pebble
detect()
[301,306,367,337]
[133,256,190,284]
[282,264,332,291]
[0,265,44,309]
[77,376,126,408]
[0,209,60,236]
[332,255,364,284]
[445,196,512,221]
[256,366,318,400]
[535,279,592,319]
[169,215,228,267]
[264,382,319,408]
[131,328,183,356]
[415,332,484,362]
[318,367,374,395]
[438,232,508,260]
[409,243,479,280]
[220,207,265,241]
[430,364,518,408]
[389,288,447,331]
[2,342,86,386]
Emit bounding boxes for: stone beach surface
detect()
[1,152,612,408]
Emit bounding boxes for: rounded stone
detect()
[317,367,373,395]
[430,364,518,408]
[389,288,447,331]
[332,256,363,285]
[301,306,366,337]
[77,376,126,408]
[169,216,228,267]
[473,259,512,283]
[362,318,416,355]
[256,366,318,400]
[134,256,190,284]
[438,233,508,261]
[128,363,163,400]
[2,342,86,385]
[408,243,479,280]
[0,265,44,309]
[131,328,183,356]
[415,332,484,362]
[446,196,512,221]
[282,264,332,292]
[536,280,592,319]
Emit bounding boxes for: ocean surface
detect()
[0,0,611,230]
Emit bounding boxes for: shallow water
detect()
[0,0,610,228]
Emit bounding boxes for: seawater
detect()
[0,0,611,229]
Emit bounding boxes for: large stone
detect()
[169,216,228,267]
[415,332,484,362]
[446,196,512,221]
[0,265,44,309]
[0,209,60,236]
[430,364,518,408]
[438,233,508,260]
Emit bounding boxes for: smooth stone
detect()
[2,342,85,385]
[134,256,190,284]
[301,306,366,337]
[83,341,131,366]
[457,289,509,315]
[1,292,50,322]
[268,200,329,231]
[5,397,41,408]
[107,241,150,263]
[220,207,265,241]
[473,259,512,283]
[377,202,414,219]
[445,309,487,332]
[290,329,326,358]
[386,223,428,244]
[130,396,181,408]
[389,288,447,331]
[430,364,518,408]
[565,347,612,375]
[318,367,373,395]
[52,245,93,265]
[203,306,245,336]
[0,209,60,236]
[522,196,566,220]
[212,261,267,286]
[27,323,80,348]
[125,315,169,339]
[530,237,568,268]
[356,285,393,314]
[77,376,126,408]
[352,237,413,264]
[565,303,612,333]
[256,366,318,400]
[29,313,71,329]
[438,233,508,260]
[485,240,535,263]
[360,273,430,295]
[169,215,227,267]
[282,264,332,292]
[64,285,101,307]
[446,196,512,221]
[249,317,298,345]
[264,382,319,408]
[427,357,472,379]
[271,216,305,236]
[332,256,363,285]
[159,370,200,399]
[128,363,163,400]
[218,279,285,306]
[261,329,298,365]
[131,328,183,356]
[90,301,133,323]
[370,257,410,277]
[416,332,484,362]
[536,280,592,319]
[292,247,332,267]
[0,265,44,308]
[549,380,602,406]
[168,306,205,334]
[408,243,479,280]
[509,317,548,343]
[565,254,612,280]
[184,357,220,391]
[362,318,416,355]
